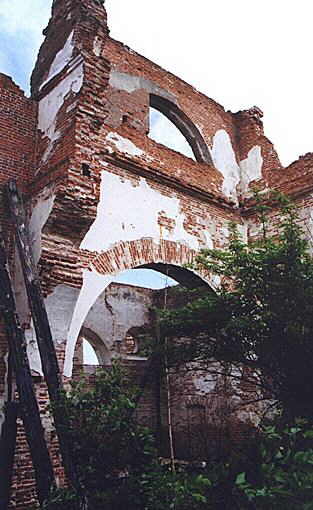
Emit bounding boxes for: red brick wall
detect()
[0,72,37,416]
[0,74,37,190]
[0,73,37,237]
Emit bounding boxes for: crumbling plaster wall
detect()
[1,0,312,417]
[24,280,156,376]
[62,163,244,376]
[22,0,281,382]
[74,282,155,365]
[1,1,313,507]
[100,38,284,203]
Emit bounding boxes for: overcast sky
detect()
[0,0,312,167]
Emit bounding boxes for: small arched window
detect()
[79,327,111,366]
[148,94,212,165]
[83,338,100,366]
[149,107,195,160]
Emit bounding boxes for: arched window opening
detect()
[149,107,195,160]
[149,94,213,165]
[110,265,211,360]
[83,338,99,366]
[112,267,179,289]
[78,328,110,367]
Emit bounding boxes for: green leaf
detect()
[235,472,246,485]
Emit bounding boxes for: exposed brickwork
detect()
[0,74,37,189]
[9,381,66,510]
[0,72,37,258]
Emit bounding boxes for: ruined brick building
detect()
[1,0,313,507]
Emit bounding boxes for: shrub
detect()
[235,420,313,509]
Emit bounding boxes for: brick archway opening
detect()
[65,239,216,377]
[90,239,214,287]
[138,262,208,289]
[149,94,213,165]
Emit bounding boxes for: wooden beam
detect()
[0,402,19,510]
[0,231,55,506]
[5,180,81,494]
[6,180,62,402]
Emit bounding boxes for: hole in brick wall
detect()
[122,333,138,355]
[122,114,129,124]
[149,94,213,165]
[149,107,195,160]
[82,337,100,365]
[82,163,91,177]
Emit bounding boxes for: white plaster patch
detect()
[106,132,144,158]
[209,129,240,201]
[25,325,43,375]
[109,72,142,94]
[40,31,74,90]
[24,283,80,375]
[108,71,177,105]
[64,270,113,377]
[41,131,61,164]
[237,223,248,244]
[239,146,263,193]
[203,230,214,249]
[81,172,201,253]
[192,370,218,393]
[38,59,84,163]
[220,226,230,239]
[29,188,55,265]
[13,188,55,358]
[93,36,102,57]
[211,274,221,288]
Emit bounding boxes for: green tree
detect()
[49,362,155,509]
[161,193,313,422]
[235,419,313,509]
[44,362,215,510]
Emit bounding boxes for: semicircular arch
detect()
[150,94,213,165]
[65,239,218,377]
[90,238,216,289]
[78,326,111,366]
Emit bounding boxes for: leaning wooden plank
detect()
[0,230,55,506]
[6,180,62,402]
[5,180,82,494]
[0,401,19,510]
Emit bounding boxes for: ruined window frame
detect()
[149,94,213,165]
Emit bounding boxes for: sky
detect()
[0,0,312,167]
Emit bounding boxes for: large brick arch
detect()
[89,238,215,288]
[64,238,216,377]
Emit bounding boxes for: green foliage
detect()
[42,488,81,510]
[44,360,249,510]
[138,464,213,510]
[50,362,155,506]
[45,380,313,510]
[235,420,313,509]
[161,192,313,421]
[46,362,219,510]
